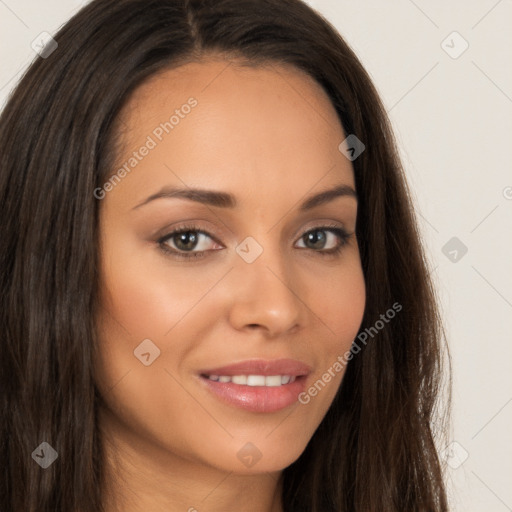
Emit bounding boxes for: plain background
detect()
[1,1,511,510]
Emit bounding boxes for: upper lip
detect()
[199,358,312,377]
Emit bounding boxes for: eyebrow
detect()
[132,183,357,211]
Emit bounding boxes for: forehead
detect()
[118,57,345,152]
[109,58,354,207]
[123,58,340,122]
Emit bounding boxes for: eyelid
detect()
[293,219,348,238]
[155,220,225,243]
[157,221,348,244]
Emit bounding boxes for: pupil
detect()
[176,231,198,251]
[306,230,325,249]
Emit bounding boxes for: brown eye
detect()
[172,231,201,251]
[157,223,224,260]
[161,229,216,253]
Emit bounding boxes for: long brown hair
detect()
[0,0,450,510]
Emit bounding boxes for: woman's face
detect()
[95,58,365,475]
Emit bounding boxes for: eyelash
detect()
[157,222,352,260]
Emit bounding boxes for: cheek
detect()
[305,256,366,350]
[93,231,238,419]
[295,256,365,407]
[97,228,224,341]
[93,248,225,462]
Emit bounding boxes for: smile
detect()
[203,374,297,386]
[197,359,311,413]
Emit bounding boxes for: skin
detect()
[94,57,366,512]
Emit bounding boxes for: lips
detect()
[197,358,312,413]
[199,358,312,377]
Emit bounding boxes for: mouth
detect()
[202,374,299,386]
[197,359,311,413]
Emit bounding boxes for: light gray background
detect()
[1,1,511,510]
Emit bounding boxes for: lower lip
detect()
[199,375,307,413]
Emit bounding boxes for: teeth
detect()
[247,375,265,386]
[205,374,297,386]
[264,375,282,387]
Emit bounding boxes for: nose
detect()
[226,248,305,338]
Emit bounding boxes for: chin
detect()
[194,435,309,475]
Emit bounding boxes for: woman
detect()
[0,0,450,510]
